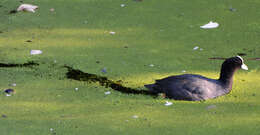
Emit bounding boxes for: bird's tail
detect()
[144,84,162,94]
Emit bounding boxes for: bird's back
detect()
[151,74,228,101]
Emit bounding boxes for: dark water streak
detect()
[64,66,157,97]
[0,61,39,68]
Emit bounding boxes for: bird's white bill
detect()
[241,63,248,70]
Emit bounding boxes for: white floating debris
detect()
[193,46,199,50]
[109,31,116,35]
[182,70,186,73]
[6,94,11,97]
[120,4,126,7]
[17,4,38,13]
[30,50,42,55]
[84,20,88,24]
[10,83,16,87]
[50,8,55,12]
[149,64,154,67]
[200,21,219,29]
[75,88,79,91]
[165,101,173,106]
[50,128,54,132]
[105,91,111,95]
[132,115,138,119]
[206,105,217,110]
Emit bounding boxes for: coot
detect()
[144,56,248,101]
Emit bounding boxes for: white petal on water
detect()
[50,8,55,12]
[75,88,79,91]
[30,50,42,55]
[132,115,138,119]
[193,46,199,50]
[121,4,126,7]
[200,21,219,29]
[149,64,154,67]
[17,4,38,13]
[165,101,173,106]
[109,31,116,35]
[105,91,111,95]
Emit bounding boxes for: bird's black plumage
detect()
[145,56,248,101]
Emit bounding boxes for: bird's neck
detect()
[218,67,237,90]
